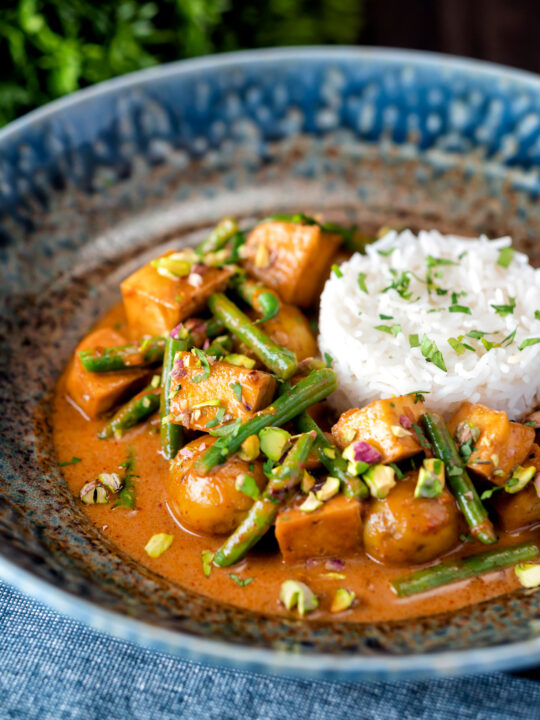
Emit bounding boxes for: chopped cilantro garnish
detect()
[420,334,447,372]
[205,407,226,429]
[379,313,394,320]
[357,272,368,294]
[451,291,467,305]
[191,348,211,383]
[481,486,502,501]
[235,473,260,500]
[389,462,404,480]
[58,456,82,467]
[375,323,401,336]
[501,328,517,347]
[229,573,254,587]
[331,264,343,278]
[201,550,214,577]
[324,352,333,367]
[459,533,474,544]
[426,255,459,268]
[497,246,515,268]
[263,457,274,478]
[409,334,420,348]
[491,297,516,317]
[448,337,470,355]
[382,269,412,299]
[113,450,137,510]
[535,310,540,320]
[408,390,429,403]
[449,304,472,315]
[377,247,396,256]
[230,381,242,402]
[518,337,540,351]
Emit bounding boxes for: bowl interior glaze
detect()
[1,48,540,680]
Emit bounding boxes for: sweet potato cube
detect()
[169,352,276,432]
[332,395,425,463]
[66,328,148,419]
[276,494,364,562]
[447,402,535,485]
[121,253,232,339]
[242,221,341,307]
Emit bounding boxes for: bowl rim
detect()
[2,45,540,680]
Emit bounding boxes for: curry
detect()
[52,216,540,620]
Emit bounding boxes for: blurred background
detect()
[1,0,539,127]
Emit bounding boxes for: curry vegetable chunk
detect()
[168,436,266,535]
[275,494,364,562]
[492,444,540,531]
[66,328,149,419]
[363,473,460,565]
[242,221,341,307]
[169,351,276,431]
[447,402,535,484]
[255,302,318,362]
[121,252,232,339]
[332,395,425,463]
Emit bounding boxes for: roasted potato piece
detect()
[242,221,341,307]
[66,328,149,419]
[121,253,232,339]
[275,494,364,562]
[169,351,276,431]
[492,444,540,531]
[332,395,425,463]
[256,303,317,362]
[168,436,266,535]
[363,473,459,565]
[447,402,535,484]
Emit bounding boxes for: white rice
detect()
[318,230,540,420]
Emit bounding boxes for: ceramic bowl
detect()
[1,47,540,681]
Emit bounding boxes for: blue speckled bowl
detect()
[1,47,540,681]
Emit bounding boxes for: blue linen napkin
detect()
[0,580,538,720]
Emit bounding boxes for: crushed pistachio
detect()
[97,472,123,493]
[301,470,316,494]
[391,424,413,438]
[235,473,260,500]
[144,533,173,558]
[280,580,318,616]
[239,435,260,462]
[298,492,323,513]
[515,563,540,588]
[315,476,340,502]
[224,353,256,369]
[201,550,214,578]
[80,480,108,505]
[330,588,355,613]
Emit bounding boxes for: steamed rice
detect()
[318,230,540,419]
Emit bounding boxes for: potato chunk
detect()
[242,221,341,307]
[492,444,540,530]
[447,402,535,484]
[168,436,266,535]
[256,302,317,361]
[275,494,364,562]
[332,395,425,463]
[66,328,148,419]
[121,253,232,339]
[169,351,276,431]
[363,473,459,565]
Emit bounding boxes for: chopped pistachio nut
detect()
[515,563,540,588]
[323,447,336,460]
[363,464,396,499]
[391,425,413,438]
[321,572,346,580]
[342,428,357,445]
[151,254,192,278]
[224,353,257,369]
[259,427,291,462]
[505,466,536,494]
[201,550,214,578]
[414,458,445,498]
[490,454,500,467]
[97,472,123,493]
[330,588,356,613]
[341,444,369,477]
[144,533,173,558]
[315,476,340,502]
[235,473,260,500]
[254,243,270,268]
[191,399,221,410]
[239,434,260,462]
[80,480,109,505]
[301,470,316,494]
[299,492,323,513]
[280,580,318,616]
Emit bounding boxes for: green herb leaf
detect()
[379,313,394,320]
[375,323,401,336]
[331,264,343,278]
[491,297,516,317]
[481,486,502,500]
[420,335,447,372]
[518,337,540,351]
[201,550,214,578]
[205,407,226,429]
[357,272,368,294]
[409,334,420,348]
[459,533,474,544]
[58,456,82,467]
[426,255,459,268]
[235,473,260,500]
[191,348,211,383]
[324,352,333,367]
[229,573,254,587]
[113,450,137,510]
[449,304,472,315]
[377,247,395,256]
[408,390,429,403]
[448,337,469,355]
[230,381,242,402]
[535,310,540,320]
[501,328,517,347]
[497,247,515,268]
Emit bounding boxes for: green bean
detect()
[214,432,315,566]
[422,412,497,545]
[208,293,297,379]
[296,412,369,499]
[160,337,187,460]
[233,275,281,322]
[79,337,165,372]
[197,217,238,256]
[98,377,161,439]
[392,541,539,597]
